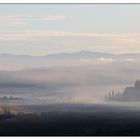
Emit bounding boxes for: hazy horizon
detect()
[0,4,140,105]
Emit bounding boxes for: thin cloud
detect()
[96,57,115,63]
[0,15,65,25]
[0,31,140,43]
[80,58,92,63]
[124,58,137,62]
[0,31,140,54]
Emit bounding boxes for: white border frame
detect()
[0,0,140,3]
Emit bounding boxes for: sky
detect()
[0,4,140,55]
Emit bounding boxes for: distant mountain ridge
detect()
[1,50,140,59]
[0,51,140,70]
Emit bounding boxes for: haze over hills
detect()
[1,50,140,60]
[0,50,140,104]
[0,51,140,71]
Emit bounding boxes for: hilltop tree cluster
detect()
[105,80,140,102]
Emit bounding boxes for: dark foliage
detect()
[1,104,140,136]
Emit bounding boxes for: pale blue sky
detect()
[0,4,140,55]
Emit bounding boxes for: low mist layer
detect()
[0,52,140,105]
